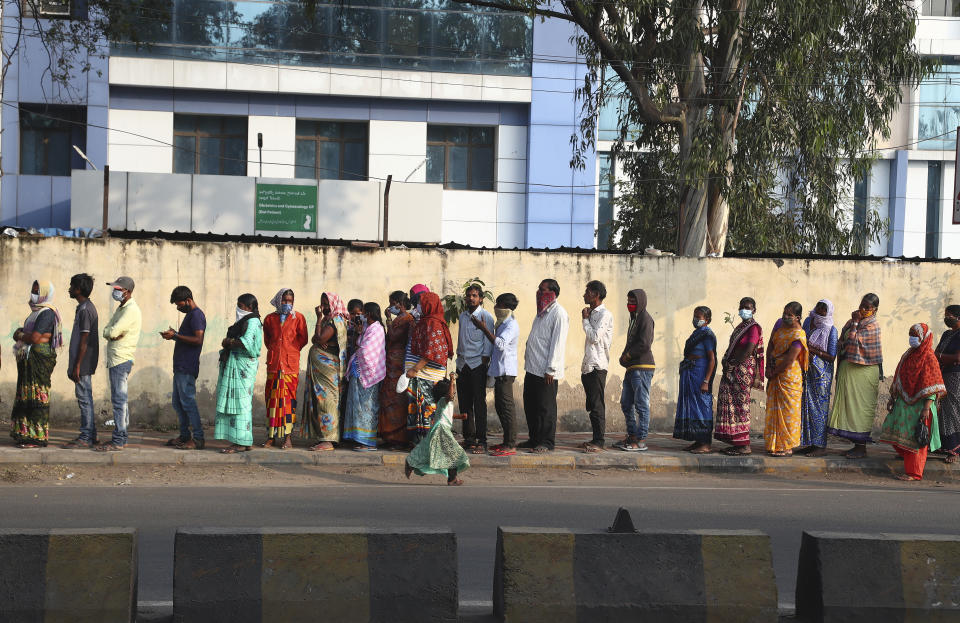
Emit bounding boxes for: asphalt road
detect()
[3,468,959,610]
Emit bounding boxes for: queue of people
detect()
[6,275,959,483]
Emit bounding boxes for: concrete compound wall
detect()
[0,237,957,434]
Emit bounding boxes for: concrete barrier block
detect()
[494,527,777,623]
[0,528,138,622]
[796,531,960,622]
[174,527,457,623]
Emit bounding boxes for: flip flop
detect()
[490,448,516,456]
[309,443,335,452]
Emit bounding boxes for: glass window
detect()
[294,120,368,180]
[927,161,942,258]
[426,124,495,191]
[597,153,615,249]
[173,114,247,175]
[922,0,960,16]
[918,57,960,149]
[19,105,87,176]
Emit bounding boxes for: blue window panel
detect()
[571,223,595,249]
[370,100,428,122]
[110,87,175,112]
[526,222,571,249]
[526,192,572,224]
[295,96,371,121]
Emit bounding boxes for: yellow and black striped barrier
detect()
[173,527,457,622]
[796,531,960,622]
[0,528,138,622]
[493,527,778,622]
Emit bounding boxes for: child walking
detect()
[405,374,470,485]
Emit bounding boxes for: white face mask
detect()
[909,336,921,348]
[29,293,39,305]
[412,304,422,320]
[693,318,706,328]
[236,307,251,322]
[739,309,753,321]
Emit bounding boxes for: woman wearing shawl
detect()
[827,293,883,459]
[673,306,717,454]
[214,294,263,453]
[380,291,414,449]
[934,305,960,463]
[405,292,453,443]
[764,302,809,457]
[302,293,349,452]
[343,303,387,450]
[798,300,838,456]
[262,288,308,449]
[715,297,764,455]
[880,323,946,481]
[10,280,63,448]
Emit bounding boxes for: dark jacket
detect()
[621,288,655,368]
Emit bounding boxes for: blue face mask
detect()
[739,309,753,321]
[112,289,125,302]
[388,306,401,316]
[909,336,921,348]
[280,303,293,315]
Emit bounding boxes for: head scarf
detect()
[892,323,946,404]
[323,292,349,319]
[410,284,429,296]
[410,292,453,366]
[806,299,834,352]
[270,287,294,319]
[536,290,557,316]
[23,279,63,350]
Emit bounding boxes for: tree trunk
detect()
[676,103,711,256]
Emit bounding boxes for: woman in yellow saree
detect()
[764,302,809,457]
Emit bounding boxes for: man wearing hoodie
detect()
[614,289,655,451]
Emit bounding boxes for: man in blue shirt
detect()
[459,283,495,453]
[161,286,206,450]
[476,293,520,456]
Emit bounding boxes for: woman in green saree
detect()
[215,294,263,453]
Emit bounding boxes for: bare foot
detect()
[896,474,921,481]
[805,447,827,457]
[690,444,712,454]
[682,442,699,452]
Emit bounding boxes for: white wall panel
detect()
[497,222,525,248]
[496,158,527,193]
[173,60,227,90]
[108,57,174,88]
[431,73,483,101]
[329,67,381,97]
[497,192,526,224]
[481,74,532,102]
[368,154,428,183]
[498,125,528,160]
[247,116,296,177]
[368,121,427,157]
[127,173,192,232]
[317,179,380,241]
[381,70,432,99]
[442,190,497,223]
[109,109,173,147]
[442,219,497,246]
[227,63,279,92]
[387,182,442,243]
[278,66,331,94]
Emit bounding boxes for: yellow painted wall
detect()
[0,237,949,434]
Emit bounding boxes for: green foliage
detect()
[441,278,494,326]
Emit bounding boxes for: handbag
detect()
[915,409,932,447]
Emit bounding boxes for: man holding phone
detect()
[160,285,206,450]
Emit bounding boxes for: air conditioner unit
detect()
[21,0,71,17]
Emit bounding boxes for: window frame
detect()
[19,104,87,176]
[426,124,496,191]
[172,114,247,176]
[294,120,369,181]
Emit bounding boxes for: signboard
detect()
[954,126,960,224]
[255,184,317,232]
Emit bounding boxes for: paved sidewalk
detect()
[3,428,957,479]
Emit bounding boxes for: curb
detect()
[3,447,957,479]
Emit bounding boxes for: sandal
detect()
[946,454,958,464]
[530,446,551,454]
[16,442,40,449]
[94,443,124,452]
[490,447,516,457]
[470,444,487,455]
[722,447,752,456]
[896,474,922,481]
[220,445,251,454]
[309,442,334,452]
[690,446,712,455]
[581,442,602,454]
[281,436,293,450]
[767,451,792,458]
[447,478,464,486]
[261,438,276,448]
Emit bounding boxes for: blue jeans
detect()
[74,375,97,444]
[621,369,653,440]
[173,372,204,441]
[109,361,133,446]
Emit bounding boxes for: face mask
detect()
[627,304,637,313]
[693,319,705,329]
[909,336,921,348]
[112,289,125,302]
[29,293,39,305]
[388,306,401,316]
[176,304,190,314]
[860,308,875,318]
[494,308,511,325]
[412,304,422,320]
[739,309,753,320]
[236,307,251,322]
[280,303,293,315]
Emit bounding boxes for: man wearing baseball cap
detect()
[97,276,141,451]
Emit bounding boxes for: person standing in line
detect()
[459,283,495,454]
[215,294,262,454]
[161,285,207,450]
[520,279,569,454]
[379,291,415,450]
[880,323,945,481]
[96,276,141,452]
[474,293,520,456]
[262,288,308,449]
[610,289,655,453]
[343,302,387,451]
[404,374,470,486]
[302,292,349,452]
[797,300,838,457]
[579,280,613,452]
[405,292,453,444]
[763,302,808,457]
[11,279,63,448]
[826,293,883,459]
[934,305,960,463]
[672,306,716,454]
[714,297,763,455]
[62,273,100,449]
[346,298,365,363]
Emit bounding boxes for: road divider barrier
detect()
[493,527,778,622]
[0,528,138,622]
[173,527,457,622]
[795,531,960,622]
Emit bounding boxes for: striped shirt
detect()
[524,301,570,379]
[839,317,882,366]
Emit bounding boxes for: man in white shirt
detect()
[580,280,614,452]
[457,283,495,452]
[474,293,520,455]
[520,279,570,453]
